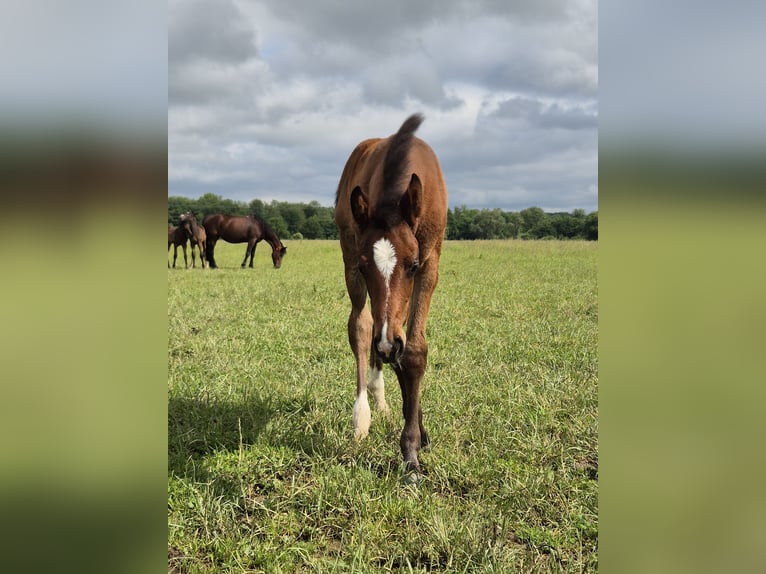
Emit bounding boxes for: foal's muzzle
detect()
[374,334,405,364]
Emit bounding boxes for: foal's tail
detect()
[383,113,424,196]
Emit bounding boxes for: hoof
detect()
[401,462,421,487]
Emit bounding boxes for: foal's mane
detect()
[375,113,423,226]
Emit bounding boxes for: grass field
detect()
[168,239,598,572]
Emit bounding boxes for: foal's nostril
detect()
[393,336,405,359]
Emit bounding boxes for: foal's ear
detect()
[400,173,422,229]
[350,186,369,227]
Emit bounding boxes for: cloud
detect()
[169,0,599,212]
[493,97,598,130]
[169,0,258,67]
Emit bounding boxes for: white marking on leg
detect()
[353,389,371,440]
[367,367,390,414]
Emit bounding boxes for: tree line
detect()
[169,193,597,241]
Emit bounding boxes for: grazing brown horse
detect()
[202,213,287,269]
[168,225,190,268]
[179,211,206,269]
[335,114,448,480]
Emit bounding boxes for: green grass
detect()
[168,239,597,572]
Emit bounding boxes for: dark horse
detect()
[179,211,206,269]
[202,214,287,269]
[168,225,190,268]
[335,114,448,480]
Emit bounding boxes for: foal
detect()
[168,225,189,268]
[179,212,206,269]
[335,114,448,479]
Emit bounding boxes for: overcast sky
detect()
[169,0,598,212]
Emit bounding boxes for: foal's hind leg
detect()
[367,351,390,416]
[199,241,207,269]
[395,257,440,475]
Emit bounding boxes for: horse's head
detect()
[350,174,422,364]
[271,244,287,269]
[179,211,197,224]
[179,212,199,238]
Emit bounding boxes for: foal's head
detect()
[179,212,200,238]
[179,211,195,226]
[351,174,422,364]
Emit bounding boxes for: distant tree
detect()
[472,209,509,239]
[168,196,197,225]
[504,211,522,238]
[446,208,458,239]
[220,197,246,216]
[316,210,339,239]
[448,206,481,239]
[167,198,597,241]
[519,207,546,237]
[303,200,323,219]
[519,207,545,233]
[268,214,289,239]
[531,218,556,239]
[299,215,324,239]
[249,198,265,219]
[261,201,281,223]
[280,204,306,235]
[583,211,598,240]
[195,193,225,219]
[550,212,584,239]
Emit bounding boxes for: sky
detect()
[168,0,598,212]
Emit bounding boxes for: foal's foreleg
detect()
[349,303,373,439]
[395,259,440,474]
[394,342,427,473]
[345,268,376,440]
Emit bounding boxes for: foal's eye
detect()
[407,261,419,277]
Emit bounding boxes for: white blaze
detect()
[373,237,397,283]
[372,237,397,353]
